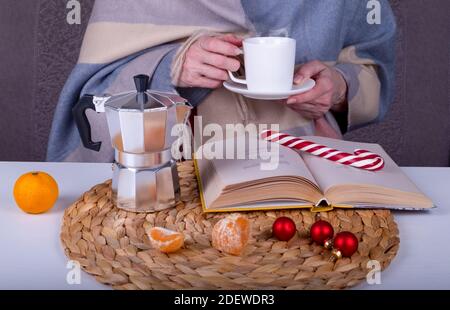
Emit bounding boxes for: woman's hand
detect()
[178,34,243,88]
[286,61,348,120]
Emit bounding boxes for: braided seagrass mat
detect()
[61,161,400,290]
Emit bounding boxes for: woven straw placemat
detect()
[61,161,399,290]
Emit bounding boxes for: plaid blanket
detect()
[47,0,396,162]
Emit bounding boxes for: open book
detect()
[194,136,434,213]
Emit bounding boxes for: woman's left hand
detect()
[286,60,348,120]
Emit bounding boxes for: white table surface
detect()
[0,162,449,290]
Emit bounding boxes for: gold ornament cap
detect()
[329,249,342,262]
[324,239,333,250]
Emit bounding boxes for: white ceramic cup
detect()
[228,37,296,92]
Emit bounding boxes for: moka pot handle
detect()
[72,94,102,152]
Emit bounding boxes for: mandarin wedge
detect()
[148,227,184,253]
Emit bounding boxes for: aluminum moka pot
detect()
[72,74,192,212]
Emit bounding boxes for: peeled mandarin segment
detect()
[159,237,184,253]
[212,214,250,256]
[148,227,184,253]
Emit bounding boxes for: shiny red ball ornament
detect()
[310,220,334,245]
[272,217,297,241]
[333,231,359,257]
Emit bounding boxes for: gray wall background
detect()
[0,0,449,166]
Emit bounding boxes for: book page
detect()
[299,136,425,195]
[195,137,321,208]
[197,137,319,185]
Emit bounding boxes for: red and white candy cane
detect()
[261,130,385,172]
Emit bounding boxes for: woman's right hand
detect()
[178,34,243,89]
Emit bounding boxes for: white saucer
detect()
[223,78,316,100]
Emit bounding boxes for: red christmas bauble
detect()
[333,231,359,257]
[310,220,334,245]
[272,217,296,241]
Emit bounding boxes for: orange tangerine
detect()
[148,227,184,253]
[212,214,250,256]
[13,171,59,214]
